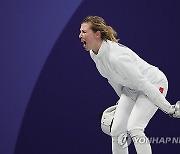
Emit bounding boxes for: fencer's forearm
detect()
[154,94,174,114]
[139,81,173,114]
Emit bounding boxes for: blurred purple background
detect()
[0,0,180,153]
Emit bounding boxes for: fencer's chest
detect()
[95,58,110,78]
[94,58,128,86]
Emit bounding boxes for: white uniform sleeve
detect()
[113,55,172,113]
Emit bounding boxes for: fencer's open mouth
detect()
[82,40,86,48]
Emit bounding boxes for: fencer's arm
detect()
[113,55,173,114]
[108,80,122,98]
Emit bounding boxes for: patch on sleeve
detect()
[159,87,164,94]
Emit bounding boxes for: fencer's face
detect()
[79,22,101,53]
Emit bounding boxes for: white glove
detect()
[172,101,180,118]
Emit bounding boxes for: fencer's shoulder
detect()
[108,41,129,61]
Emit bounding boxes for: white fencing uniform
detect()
[89,40,172,154]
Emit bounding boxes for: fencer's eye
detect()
[82,30,86,33]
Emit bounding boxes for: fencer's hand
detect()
[172,101,180,118]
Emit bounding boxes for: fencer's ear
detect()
[95,31,101,38]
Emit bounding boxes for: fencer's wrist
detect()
[168,105,175,115]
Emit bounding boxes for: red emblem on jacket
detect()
[159,87,164,94]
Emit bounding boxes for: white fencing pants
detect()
[110,80,168,154]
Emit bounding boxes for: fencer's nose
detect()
[79,32,82,39]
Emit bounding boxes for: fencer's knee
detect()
[111,132,129,148]
[110,123,129,147]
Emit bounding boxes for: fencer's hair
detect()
[82,16,119,43]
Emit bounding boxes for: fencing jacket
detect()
[90,40,172,113]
